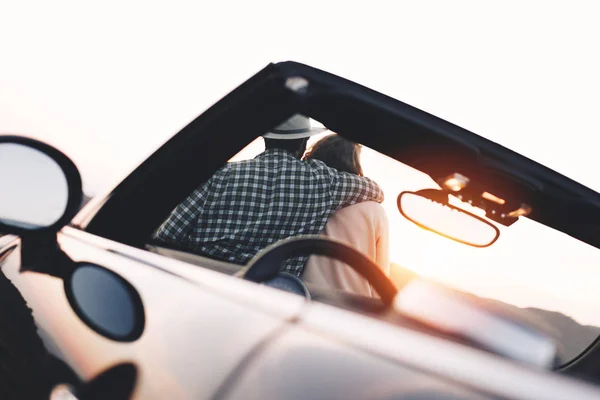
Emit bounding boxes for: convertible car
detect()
[1,62,600,399]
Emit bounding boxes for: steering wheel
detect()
[240,235,398,306]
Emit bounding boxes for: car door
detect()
[1,227,307,399]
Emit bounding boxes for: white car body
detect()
[2,228,600,399]
[2,61,600,399]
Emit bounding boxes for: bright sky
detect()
[1,1,600,330]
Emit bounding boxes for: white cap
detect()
[263,114,328,140]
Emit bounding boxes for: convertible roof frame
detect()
[77,62,600,250]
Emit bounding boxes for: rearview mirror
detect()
[397,190,499,247]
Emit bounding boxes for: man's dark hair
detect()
[304,134,363,176]
[264,138,309,158]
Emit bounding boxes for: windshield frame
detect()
[77,61,600,252]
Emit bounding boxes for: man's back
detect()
[155,148,383,275]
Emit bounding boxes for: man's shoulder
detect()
[303,158,326,167]
[226,154,335,179]
[222,158,263,173]
[303,158,337,174]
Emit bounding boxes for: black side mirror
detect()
[0,136,82,235]
[0,136,83,277]
[0,136,145,342]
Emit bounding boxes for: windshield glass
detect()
[226,128,600,363]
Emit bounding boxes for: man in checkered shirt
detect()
[154,114,384,276]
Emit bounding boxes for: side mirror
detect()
[0,136,82,235]
[397,190,500,248]
[0,136,82,276]
[0,136,146,341]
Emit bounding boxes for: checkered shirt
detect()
[154,149,384,275]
